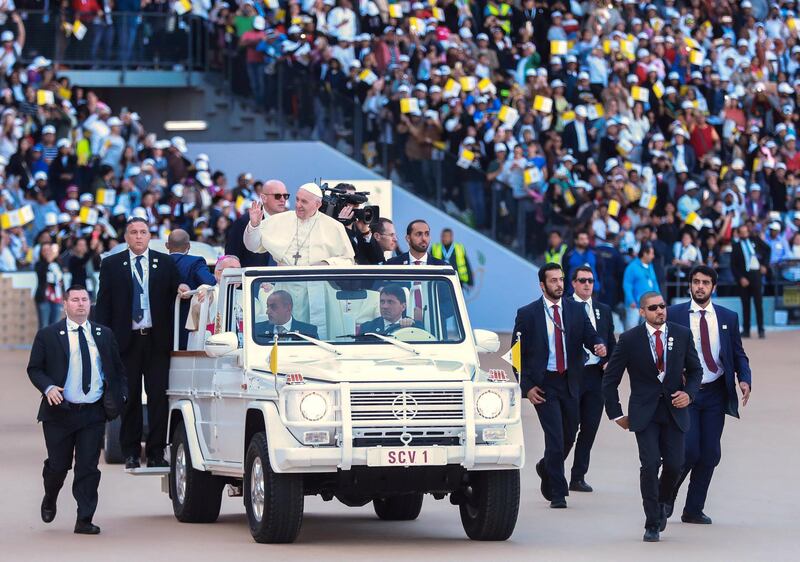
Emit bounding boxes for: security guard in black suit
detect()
[568,265,616,493]
[27,285,127,535]
[94,217,181,469]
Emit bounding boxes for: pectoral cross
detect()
[292,252,302,265]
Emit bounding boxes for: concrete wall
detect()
[188,141,541,332]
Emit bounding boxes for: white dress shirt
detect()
[544,298,567,371]
[574,120,589,153]
[645,322,667,383]
[129,248,152,329]
[63,318,104,404]
[409,252,428,265]
[574,295,601,366]
[688,300,724,384]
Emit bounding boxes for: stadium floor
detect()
[1,332,796,561]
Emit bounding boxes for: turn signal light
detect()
[488,369,509,382]
[286,373,305,385]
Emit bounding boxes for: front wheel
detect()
[373,494,424,520]
[169,421,224,523]
[459,470,520,541]
[244,432,304,543]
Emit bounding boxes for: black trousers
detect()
[634,397,686,528]
[571,364,605,482]
[42,401,106,522]
[738,270,764,334]
[120,331,170,459]
[533,371,579,500]
[675,378,727,516]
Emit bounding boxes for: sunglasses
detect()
[646,303,666,311]
[576,278,594,284]
[266,193,290,200]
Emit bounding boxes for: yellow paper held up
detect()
[72,20,88,41]
[652,81,664,99]
[689,50,704,66]
[388,4,403,18]
[550,40,568,55]
[460,76,477,92]
[685,211,703,230]
[37,90,55,106]
[533,95,553,114]
[96,188,116,206]
[79,206,99,225]
[564,189,576,207]
[400,98,419,114]
[631,86,649,103]
[607,199,621,217]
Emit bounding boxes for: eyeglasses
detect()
[646,303,666,311]
[576,278,594,284]
[266,193,290,200]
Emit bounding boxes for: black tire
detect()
[373,494,424,521]
[103,417,124,464]
[243,432,304,543]
[459,470,520,541]
[169,421,224,523]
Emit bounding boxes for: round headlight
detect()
[476,390,504,419]
[300,392,328,421]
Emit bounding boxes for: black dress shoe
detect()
[758,331,766,339]
[681,511,712,524]
[659,504,668,532]
[643,527,660,542]
[569,479,593,493]
[536,460,552,501]
[74,520,101,535]
[550,498,567,509]
[41,494,56,523]
[125,456,140,469]
[147,456,169,468]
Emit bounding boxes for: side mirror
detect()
[205,332,239,357]
[473,329,500,354]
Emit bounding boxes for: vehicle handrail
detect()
[173,288,211,351]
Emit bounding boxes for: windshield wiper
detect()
[363,332,420,355]
[287,331,341,355]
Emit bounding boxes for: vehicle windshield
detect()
[250,276,464,345]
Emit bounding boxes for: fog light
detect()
[482,428,507,442]
[303,431,330,445]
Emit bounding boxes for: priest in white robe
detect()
[243,183,355,338]
[243,182,355,266]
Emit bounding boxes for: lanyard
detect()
[131,254,147,290]
[543,301,566,333]
[441,244,455,262]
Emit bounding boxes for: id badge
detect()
[749,256,759,270]
[140,293,150,310]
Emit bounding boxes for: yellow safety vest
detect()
[544,243,567,265]
[486,3,512,35]
[432,242,470,284]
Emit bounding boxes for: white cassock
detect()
[185,285,219,349]
[243,210,355,266]
[244,211,355,339]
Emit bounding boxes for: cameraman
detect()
[335,183,384,265]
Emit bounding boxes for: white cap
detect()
[132,207,148,219]
[157,204,172,215]
[171,184,184,197]
[58,212,71,224]
[65,200,80,212]
[56,138,71,148]
[1,31,13,42]
[107,116,122,127]
[34,171,48,181]
[42,124,56,135]
[45,212,58,227]
[684,180,698,190]
[575,105,588,117]
[494,143,508,152]
[171,136,188,153]
[79,193,94,203]
[732,158,745,169]
[750,183,761,191]
[196,171,212,187]
[253,16,266,30]
[769,221,782,230]
[298,182,323,198]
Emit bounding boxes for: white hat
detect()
[684,180,698,190]
[171,136,188,153]
[195,159,209,172]
[157,204,172,215]
[1,31,13,42]
[58,212,71,224]
[34,171,48,181]
[494,143,508,152]
[132,207,148,219]
[126,166,141,177]
[604,158,619,172]
[65,200,80,212]
[171,184,184,197]
[734,177,747,193]
[79,193,94,203]
[551,56,562,66]
[750,183,761,191]
[253,15,266,30]
[769,221,782,231]
[288,25,302,35]
[575,105,588,118]
[298,182,323,198]
[44,212,58,227]
[42,124,56,135]
[56,138,71,149]
[578,71,589,80]
[154,139,171,150]
[107,116,122,127]
[550,79,565,88]
[731,158,745,169]
[196,171,212,187]
[463,136,477,145]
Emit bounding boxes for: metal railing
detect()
[17,10,207,72]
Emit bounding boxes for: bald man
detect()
[167,229,216,349]
[186,255,242,345]
[225,179,289,267]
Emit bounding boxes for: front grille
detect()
[350,389,464,422]
[353,428,460,447]
[353,436,460,447]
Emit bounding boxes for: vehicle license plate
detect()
[367,447,447,467]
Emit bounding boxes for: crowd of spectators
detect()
[2,1,800,331]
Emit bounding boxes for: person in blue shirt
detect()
[623,242,660,330]
[766,222,790,264]
[167,229,216,350]
[564,230,600,295]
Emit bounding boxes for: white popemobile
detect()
[160,265,524,543]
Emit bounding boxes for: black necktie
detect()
[133,255,144,322]
[78,326,91,394]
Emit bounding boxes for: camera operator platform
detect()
[243,182,355,267]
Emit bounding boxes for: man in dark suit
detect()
[666,265,752,524]
[568,265,616,493]
[603,291,703,542]
[561,107,592,166]
[253,290,318,342]
[512,263,607,509]
[94,217,181,469]
[224,179,289,266]
[730,224,771,338]
[359,284,424,335]
[27,285,127,535]
[167,229,216,350]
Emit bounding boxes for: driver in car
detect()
[359,285,423,335]
[254,290,319,340]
